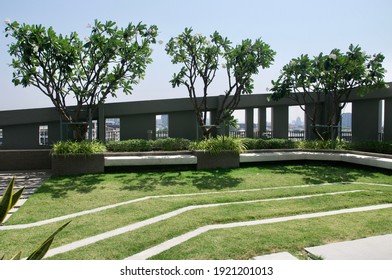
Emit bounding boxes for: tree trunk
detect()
[71,123,88,142]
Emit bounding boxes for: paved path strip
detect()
[2,181,388,230]
[0,170,51,199]
[305,234,392,259]
[0,171,51,223]
[43,190,363,258]
[126,204,392,260]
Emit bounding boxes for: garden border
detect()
[104,149,392,171]
[1,149,392,174]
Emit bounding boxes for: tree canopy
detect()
[166,28,275,138]
[5,20,158,140]
[269,44,387,140]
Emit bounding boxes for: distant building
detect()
[341,113,352,130]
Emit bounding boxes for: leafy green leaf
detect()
[27,221,71,260]
[0,177,15,224]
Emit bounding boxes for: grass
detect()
[1,162,392,260]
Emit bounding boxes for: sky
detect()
[1,0,391,122]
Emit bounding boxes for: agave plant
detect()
[0,177,70,260]
[0,177,23,225]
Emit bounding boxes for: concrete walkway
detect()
[44,190,361,258]
[2,181,371,230]
[305,234,392,260]
[254,252,298,260]
[0,170,50,199]
[2,176,391,260]
[0,170,50,222]
[126,204,392,260]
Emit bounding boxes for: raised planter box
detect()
[194,151,239,170]
[51,154,104,176]
[0,150,51,171]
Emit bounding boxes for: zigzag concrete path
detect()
[125,204,392,260]
[44,189,365,258]
[2,176,391,260]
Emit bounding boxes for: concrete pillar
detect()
[245,108,254,138]
[272,106,288,139]
[352,99,380,142]
[120,114,155,140]
[169,111,198,140]
[304,103,325,140]
[384,98,392,141]
[258,107,267,138]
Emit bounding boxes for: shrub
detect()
[51,141,106,156]
[348,141,392,154]
[152,138,191,151]
[241,138,296,150]
[296,140,349,150]
[105,139,153,152]
[190,136,246,155]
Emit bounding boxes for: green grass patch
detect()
[1,163,392,259]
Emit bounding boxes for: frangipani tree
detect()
[269,44,387,140]
[5,20,158,140]
[166,28,275,139]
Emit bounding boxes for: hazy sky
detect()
[1,0,391,119]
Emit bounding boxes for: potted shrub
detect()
[191,136,246,170]
[51,141,106,176]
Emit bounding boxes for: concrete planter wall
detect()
[194,151,240,170]
[51,154,104,176]
[0,150,51,171]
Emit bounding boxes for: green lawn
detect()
[1,163,392,260]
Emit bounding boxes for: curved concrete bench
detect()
[105,154,197,166]
[104,150,392,170]
[241,151,392,170]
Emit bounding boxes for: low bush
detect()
[152,138,191,151]
[348,141,392,154]
[105,139,153,152]
[190,136,246,155]
[241,138,296,150]
[51,141,106,156]
[296,140,349,150]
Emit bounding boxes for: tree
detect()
[166,28,275,139]
[269,44,387,140]
[5,20,158,140]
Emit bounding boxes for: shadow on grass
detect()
[34,174,105,198]
[120,171,188,192]
[189,169,244,190]
[265,161,377,185]
[119,168,243,192]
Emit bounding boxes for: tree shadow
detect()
[119,168,244,192]
[265,161,377,185]
[189,169,244,190]
[34,174,104,198]
[119,171,189,192]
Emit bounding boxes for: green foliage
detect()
[5,20,158,140]
[26,221,71,260]
[152,138,192,151]
[51,141,107,156]
[1,178,69,259]
[166,28,275,138]
[348,141,392,154]
[296,140,349,150]
[190,136,246,155]
[270,44,387,140]
[0,177,24,225]
[241,138,296,150]
[106,139,153,152]
[106,138,192,152]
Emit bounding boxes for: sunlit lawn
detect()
[1,163,391,259]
